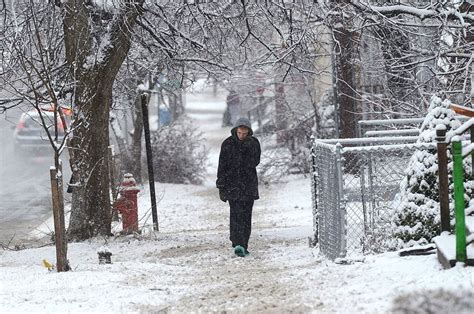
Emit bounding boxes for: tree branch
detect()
[351,1,474,24]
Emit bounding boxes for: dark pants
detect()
[229,200,254,250]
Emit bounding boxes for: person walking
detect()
[216,117,261,257]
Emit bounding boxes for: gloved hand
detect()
[219,189,227,202]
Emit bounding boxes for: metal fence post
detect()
[471,124,474,177]
[335,143,346,257]
[141,93,159,231]
[360,152,368,235]
[436,125,451,233]
[367,151,375,229]
[310,142,319,244]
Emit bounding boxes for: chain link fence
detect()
[311,139,438,259]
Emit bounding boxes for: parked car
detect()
[13,110,68,156]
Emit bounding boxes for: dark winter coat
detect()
[216,118,261,201]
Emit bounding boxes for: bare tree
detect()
[0,0,70,270]
[349,0,473,111]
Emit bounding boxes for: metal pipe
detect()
[335,144,346,258]
[141,94,159,231]
[452,137,466,262]
[364,129,420,137]
[310,143,319,243]
[360,152,368,237]
[471,125,474,177]
[320,136,419,145]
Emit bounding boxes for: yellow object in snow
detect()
[42,259,55,271]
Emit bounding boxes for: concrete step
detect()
[433,234,474,269]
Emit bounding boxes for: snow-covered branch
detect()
[351,1,474,24]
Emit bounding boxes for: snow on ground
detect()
[1,83,474,313]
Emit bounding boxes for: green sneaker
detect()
[234,245,245,257]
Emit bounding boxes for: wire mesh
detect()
[312,142,344,260]
[312,140,438,259]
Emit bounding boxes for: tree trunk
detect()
[331,0,358,139]
[275,82,287,144]
[62,0,144,240]
[170,92,184,122]
[68,85,113,239]
[334,25,358,139]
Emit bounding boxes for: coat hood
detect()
[231,117,253,137]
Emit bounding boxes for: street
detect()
[0,108,70,247]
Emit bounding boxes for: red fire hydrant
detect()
[113,173,140,233]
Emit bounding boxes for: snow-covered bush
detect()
[391,96,473,246]
[149,116,207,184]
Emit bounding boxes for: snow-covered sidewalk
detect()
[2,170,473,313]
[1,88,474,313]
[0,176,315,313]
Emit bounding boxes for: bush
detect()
[391,95,470,246]
[149,116,207,184]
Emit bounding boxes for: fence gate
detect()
[311,139,437,259]
[311,142,345,260]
